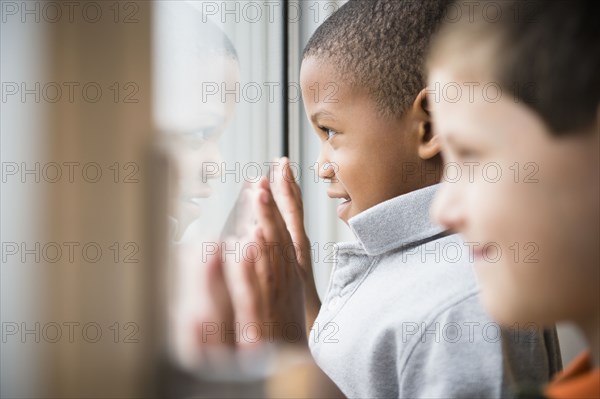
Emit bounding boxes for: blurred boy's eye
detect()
[455,146,480,161]
[443,135,482,162]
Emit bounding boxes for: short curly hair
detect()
[303,0,452,120]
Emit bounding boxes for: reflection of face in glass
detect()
[153,2,241,240]
[166,56,240,239]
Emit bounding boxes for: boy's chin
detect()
[479,289,516,327]
[480,285,537,327]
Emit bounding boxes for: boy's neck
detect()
[403,159,443,194]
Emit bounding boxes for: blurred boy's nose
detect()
[430,181,465,232]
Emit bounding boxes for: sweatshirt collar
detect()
[543,351,600,399]
[348,184,446,257]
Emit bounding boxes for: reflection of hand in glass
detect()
[172,239,342,396]
[170,242,234,371]
[170,237,271,379]
[220,182,258,241]
[172,181,308,370]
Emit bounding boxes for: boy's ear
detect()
[412,88,440,160]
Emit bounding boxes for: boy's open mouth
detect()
[327,191,351,202]
[336,198,352,219]
[328,191,352,219]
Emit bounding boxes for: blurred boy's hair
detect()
[303,0,452,120]
[428,0,600,134]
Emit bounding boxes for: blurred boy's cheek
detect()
[469,141,597,324]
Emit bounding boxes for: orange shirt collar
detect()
[545,351,600,399]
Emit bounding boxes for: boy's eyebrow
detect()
[310,110,337,124]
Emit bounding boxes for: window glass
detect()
[152,0,283,380]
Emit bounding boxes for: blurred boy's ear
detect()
[413,88,440,160]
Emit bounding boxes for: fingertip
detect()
[255,226,265,241]
[258,176,270,190]
[260,189,270,205]
[275,157,285,174]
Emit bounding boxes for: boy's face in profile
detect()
[428,67,600,326]
[300,57,426,223]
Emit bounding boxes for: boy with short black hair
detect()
[427,1,599,397]
[265,0,562,397]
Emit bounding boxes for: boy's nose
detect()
[316,149,335,180]
[430,181,465,233]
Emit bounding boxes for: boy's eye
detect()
[319,126,338,140]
